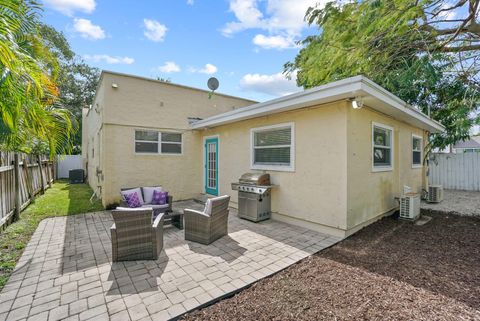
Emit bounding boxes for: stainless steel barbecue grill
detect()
[231,173,274,222]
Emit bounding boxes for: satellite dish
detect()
[207,77,219,91]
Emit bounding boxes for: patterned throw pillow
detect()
[125,192,142,208]
[152,190,168,205]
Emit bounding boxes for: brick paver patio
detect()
[0,201,341,321]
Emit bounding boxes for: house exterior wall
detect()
[346,106,427,235]
[82,79,105,197]
[83,72,431,237]
[90,72,255,206]
[200,102,427,237]
[201,101,348,236]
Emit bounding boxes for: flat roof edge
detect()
[190,75,445,133]
[101,70,258,103]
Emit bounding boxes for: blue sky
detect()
[41,0,324,102]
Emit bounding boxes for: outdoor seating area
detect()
[0,200,341,321]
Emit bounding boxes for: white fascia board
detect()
[360,78,445,133]
[190,76,364,129]
[190,75,445,133]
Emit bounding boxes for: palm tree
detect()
[0,0,75,157]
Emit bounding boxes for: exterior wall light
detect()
[350,97,364,109]
[112,83,118,88]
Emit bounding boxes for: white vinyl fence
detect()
[56,155,83,179]
[429,153,480,191]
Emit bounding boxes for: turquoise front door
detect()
[205,137,219,196]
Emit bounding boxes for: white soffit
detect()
[190,76,445,133]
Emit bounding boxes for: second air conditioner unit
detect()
[428,185,444,203]
[399,193,420,220]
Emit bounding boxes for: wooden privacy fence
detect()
[429,153,480,191]
[0,152,55,229]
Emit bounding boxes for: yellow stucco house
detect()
[82,70,444,237]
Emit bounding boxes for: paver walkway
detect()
[0,201,341,321]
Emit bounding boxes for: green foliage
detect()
[0,0,75,157]
[286,0,480,150]
[39,24,100,153]
[0,180,103,290]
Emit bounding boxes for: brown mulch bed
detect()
[181,212,480,320]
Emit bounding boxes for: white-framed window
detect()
[160,132,182,154]
[372,122,393,171]
[251,122,294,171]
[135,130,182,154]
[412,134,423,168]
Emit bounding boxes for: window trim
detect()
[134,129,183,155]
[412,134,423,169]
[372,122,394,172]
[250,122,295,172]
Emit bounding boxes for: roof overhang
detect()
[190,75,445,133]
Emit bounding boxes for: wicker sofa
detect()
[111,208,164,261]
[120,186,173,215]
[184,195,230,245]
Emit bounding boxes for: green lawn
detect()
[0,180,103,290]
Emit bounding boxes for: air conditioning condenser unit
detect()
[428,185,444,203]
[399,193,420,220]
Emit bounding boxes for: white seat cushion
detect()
[115,206,152,211]
[203,199,212,216]
[120,188,144,205]
[142,186,163,204]
[204,195,230,216]
[141,204,169,210]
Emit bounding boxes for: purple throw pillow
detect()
[125,192,141,208]
[152,190,168,205]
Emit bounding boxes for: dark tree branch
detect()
[437,44,480,52]
[429,0,467,18]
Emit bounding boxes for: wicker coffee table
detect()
[154,209,183,229]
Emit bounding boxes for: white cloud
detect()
[239,71,300,97]
[222,0,265,36]
[43,0,96,16]
[187,0,194,5]
[437,3,457,20]
[73,18,105,40]
[143,19,168,42]
[157,61,181,73]
[84,54,135,65]
[222,0,327,49]
[253,34,296,49]
[189,63,218,74]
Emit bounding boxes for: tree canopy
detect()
[0,0,99,156]
[0,0,74,157]
[285,0,480,150]
[39,24,100,153]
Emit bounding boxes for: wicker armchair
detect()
[111,208,164,261]
[184,195,230,245]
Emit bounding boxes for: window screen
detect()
[135,130,159,153]
[373,125,392,168]
[253,126,292,166]
[412,136,422,166]
[161,133,182,154]
[135,130,182,154]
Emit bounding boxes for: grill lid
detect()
[238,173,270,186]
